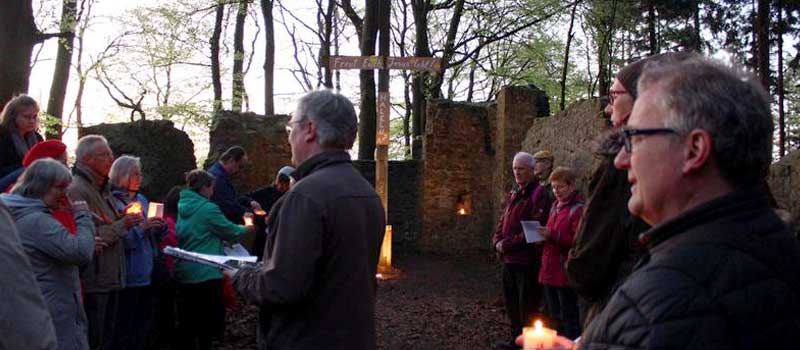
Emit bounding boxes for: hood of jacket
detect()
[0,193,48,220]
[178,188,211,219]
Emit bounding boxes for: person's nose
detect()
[614,148,631,170]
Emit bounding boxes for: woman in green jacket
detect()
[175,169,251,350]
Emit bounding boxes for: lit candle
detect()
[126,202,142,215]
[147,202,164,218]
[254,209,267,216]
[243,213,254,226]
[458,208,467,215]
[523,320,557,350]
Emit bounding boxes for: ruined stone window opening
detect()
[456,193,472,216]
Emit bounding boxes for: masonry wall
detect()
[353,160,422,245]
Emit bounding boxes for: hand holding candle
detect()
[125,202,143,215]
[243,212,254,226]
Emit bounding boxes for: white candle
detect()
[147,202,164,218]
[523,320,557,349]
[243,213,254,226]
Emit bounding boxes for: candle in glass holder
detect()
[126,202,142,215]
[243,213,254,226]
[523,320,557,350]
[147,202,164,218]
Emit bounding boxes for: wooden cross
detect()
[328,55,442,272]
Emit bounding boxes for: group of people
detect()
[2,50,800,350]
[493,52,800,350]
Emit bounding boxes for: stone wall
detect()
[79,120,196,201]
[353,160,422,245]
[204,111,293,193]
[419,86,547,253]
[521,98,606,193]
[768,150,800,225]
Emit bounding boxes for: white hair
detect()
[109,155,141,189]
[513,152,535,168]
[75,135,108,162]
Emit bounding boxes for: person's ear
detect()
[304,121,317,143]
[682,129,712,174]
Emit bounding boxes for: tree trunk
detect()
[692,0,702,51]
[428,0,465,99]
[357,0,378,160]
[647,2,658,55]
[777,0,785,157]
[319,0,335,88]
[45,0,78,139]
[560,1,579,111]
[0,0,40,108]
[410,0,431,160]
[261,0,274,116]
[756,0,770,91]
[211,1,224,115]
[232,0,248,113]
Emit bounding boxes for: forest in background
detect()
[1,0,799,161]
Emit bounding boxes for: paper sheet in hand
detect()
[163,246,257,272]
[521,221,545,243]
[224,243,254,259]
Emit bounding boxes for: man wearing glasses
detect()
[231,89,385,350]
[576,55,800,349]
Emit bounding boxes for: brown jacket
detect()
[566,152,649,322]
[67,164,128,292]
[233,151,385,350]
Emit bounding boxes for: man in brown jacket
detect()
[68,135,142,350]
[232,89,385,350]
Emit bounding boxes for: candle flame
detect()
[458,208,466,215]
[534,320,543,330]
[126,202,142,215]
[254,209,267,216]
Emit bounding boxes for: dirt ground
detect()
[212,249,511,350]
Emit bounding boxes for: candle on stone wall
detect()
[523,320,557,350]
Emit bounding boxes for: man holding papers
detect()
[492,151,554,350]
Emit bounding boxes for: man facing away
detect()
[492,151,554,350]
[68,135,142,350]
[577,54,800,348]
[232,89,385,350]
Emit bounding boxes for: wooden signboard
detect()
[328,56,384,70]
[328,56,443,73]
[377,91,391,146]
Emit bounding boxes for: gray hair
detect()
[109,155,141,188]
[638,55,773,189]
[294,89,358,149]
[11,158,72,199]
[75,135,109,162]
[513,152,536,168]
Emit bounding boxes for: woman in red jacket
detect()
[538,166,584,340]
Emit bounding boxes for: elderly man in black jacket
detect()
[568,55,800,349]
[231,89,385,350]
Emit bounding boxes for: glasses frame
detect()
[284,119,306,134]
[619,127,678,153]
[606,89,629,105]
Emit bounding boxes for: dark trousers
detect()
[85,291,119,350]
[502,263,543,337]
[176,279,225,350]
[153,279,178,349]
[111,286,156,350]
[543,285,580,339]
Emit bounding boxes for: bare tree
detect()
[45,0,78,139]
[232,0,248,112]
[211,0,225,114]
[560,1,580,111]
[261,0,275,115]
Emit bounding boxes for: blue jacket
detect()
[208,162,247,224]
[110,188,166,287]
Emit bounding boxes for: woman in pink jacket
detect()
[538,166,584,339]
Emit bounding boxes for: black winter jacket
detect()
[580,190,800,350]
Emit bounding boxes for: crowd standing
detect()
[1,50,800,350]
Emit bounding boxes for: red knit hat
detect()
[22,140,67,167]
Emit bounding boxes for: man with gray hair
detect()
[492,151,553,350]
[574,55,800,348]
[232,89,385,350]
[68,135,142,350]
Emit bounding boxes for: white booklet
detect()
[521,221,545,243]
[163,246,258,272]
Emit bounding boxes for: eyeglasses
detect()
[284,119,306,134]
[619,128,678,153]
[607,89,629,105]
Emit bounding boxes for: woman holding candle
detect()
[107,155,167,350]
[538,167,583,340]
[175,169,253,350]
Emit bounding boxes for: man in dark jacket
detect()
[207,145,260,224]
[232,89,385,350]
[578,54,800,349]
[492,151,553,350]
[246,165,294,260]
